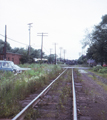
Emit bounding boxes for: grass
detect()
[97,81,107,91]
[51,69,72,112]
[0,64,63,118]
[87,68,107,91]
[24,69,72,119]
[88,67,107,79]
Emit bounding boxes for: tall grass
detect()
[0,64,62,118]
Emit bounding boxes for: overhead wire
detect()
[0,34,28,46]
[0,33,50,54]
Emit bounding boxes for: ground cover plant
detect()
[84,67,107,92]
[88,66,107,78]
[24,69,72,120]
[0,64,63,118]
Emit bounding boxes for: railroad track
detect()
[12,68,77,120]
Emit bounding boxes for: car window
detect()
[2,62,11,68]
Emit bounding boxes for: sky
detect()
[0,0,107,60]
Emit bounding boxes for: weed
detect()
[92,74,96,80]
[24,108,40,120]
[84,89,89,95]
[0,64,63,118]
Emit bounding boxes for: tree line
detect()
[0,39,56,64]
[81,14,107,66]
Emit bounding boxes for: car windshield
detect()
[14,65,20,69]
[10,62,15,67]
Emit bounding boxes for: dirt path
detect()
[76,69,107,120]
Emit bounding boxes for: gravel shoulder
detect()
[76,69,107,120]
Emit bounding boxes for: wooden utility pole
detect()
[50,48,52,63]
[37,33,48,61]
[54,43,57,65]
[28,23,33,56]
[60,47,62,61]
[4,25,7,60]
[63,49,66,63]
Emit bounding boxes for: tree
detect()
[81,28,93,49]
[77,55,87,64]
[48,54,56,63]
[85,14,107,66]
[0,39,11,53]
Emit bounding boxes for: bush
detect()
[0,64,63,118]
[93,66,102,72]
[98,68,107,73]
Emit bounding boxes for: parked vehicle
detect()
[0,60,31,73]
[13,64,22,73]
[103,64,107,67]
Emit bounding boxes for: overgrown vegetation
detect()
[24,69,72,120]
[0,64,62,118]
[85,66,107,92]
[93,66,107,73]
[81,14,107,66]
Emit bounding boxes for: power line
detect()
[0,33,52,56]
[0,33,43,50]
[43,47,50,54]
[0,33,28,46]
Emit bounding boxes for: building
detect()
[0,52,22,64]
[87,59,96,66]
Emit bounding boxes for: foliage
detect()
[0,64,63,118]
[77,55,87,64]
[92,66,107,74]
[0,39,11,53]
[81,28,93,49]
[0,39,46,64]
[93,66,102,72]
[48,54,55,63]
[85,14,107,66]
[98,67,107,73]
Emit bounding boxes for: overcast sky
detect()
[0,0,107,59]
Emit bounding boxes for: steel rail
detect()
[12,68,67,120]
[72,68,77,120]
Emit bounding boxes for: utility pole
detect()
[54,43,57,65]
[37,33,48,61]
[4,25,7,60]
[60,47,62,62]
[63,49,66,63]
[28,23,33,56]
[50,48,52,63]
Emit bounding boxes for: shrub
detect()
[93,66,102,72]
[0,64,63,118]
[98,68,107,73]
